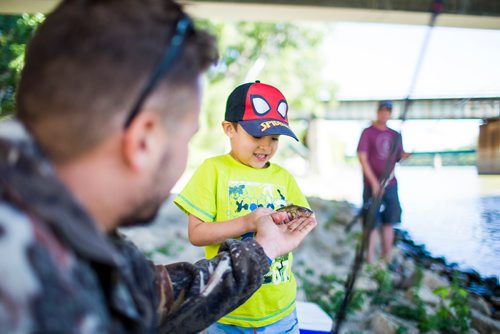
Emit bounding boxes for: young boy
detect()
[174,81,315,333]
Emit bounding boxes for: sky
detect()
[323,23,500,100]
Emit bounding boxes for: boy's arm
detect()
[158,212,316,333]
[188,208,274,246]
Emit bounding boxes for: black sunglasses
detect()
[124,14,193,128]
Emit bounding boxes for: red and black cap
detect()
[224,81,298,141]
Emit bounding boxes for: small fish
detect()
[276,204,313,223]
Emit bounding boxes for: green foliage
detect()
[389,274,471,333]
[413,264,424,289]
[0,14,44,117]
[368,264,393,306]
[144,242,184,259]
[396,326,408,334]
[390,290,430,327]
[431,277,471,333]
[345,230,362,245]
[296,269,365,319]
[1,14,332,172]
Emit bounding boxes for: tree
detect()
[0,14,44,117]
[0,15,335,163]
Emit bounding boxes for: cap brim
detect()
[239,119,298,141]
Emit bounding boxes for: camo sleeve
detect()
[156,238,269,333]
[0,203,43,333]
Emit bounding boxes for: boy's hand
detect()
[246,208,275,231]
[253,214,317,260]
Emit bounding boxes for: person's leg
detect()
[380,224,394,263]
[380,184,402,264]
[363,185,382,264]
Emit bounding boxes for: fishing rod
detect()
[332,1,444,333]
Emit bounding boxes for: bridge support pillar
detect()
[477,118,500,174]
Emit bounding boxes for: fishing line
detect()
[332,1,444,333]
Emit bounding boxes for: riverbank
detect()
[295,197,499,333]
[294,165,500,278]
[120,196,500,333]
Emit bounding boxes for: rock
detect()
[418,287,441,306]
[332,210,353,226]
[370,310,419,334]
[370,311,399,334]
[469,282,494,297]
[463,268,483,283]
[355,276,378,291]
[393,258,418,289]
[468,294,493,317]
[330,247,353,262]
[391,247,403,261]
[423,270,449,290]
[471,309,500,334]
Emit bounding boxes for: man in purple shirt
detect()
[357,101,410,264]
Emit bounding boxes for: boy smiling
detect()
[175,81,315,333]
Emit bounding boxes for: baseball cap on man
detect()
[225,81,298,141]
[378,100,393,111]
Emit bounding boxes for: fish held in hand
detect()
[276,204,313,224]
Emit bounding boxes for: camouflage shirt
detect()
[0,121,269,333]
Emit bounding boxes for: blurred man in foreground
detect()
[0,0,316,332]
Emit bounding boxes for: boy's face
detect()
[224,122,279,169]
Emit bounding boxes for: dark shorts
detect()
[363,183,402,226]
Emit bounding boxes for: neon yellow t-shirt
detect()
[174,154,309,327]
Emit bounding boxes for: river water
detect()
[397,166,500,279]
[297,165,500,279]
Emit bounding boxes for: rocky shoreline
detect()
[121,196,500,333]
[396,229,499,313]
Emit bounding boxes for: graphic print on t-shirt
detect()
[228,180,290,285]
[228,181,287,216]
[375,132,393,160]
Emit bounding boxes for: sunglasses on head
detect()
[124,14,193,128]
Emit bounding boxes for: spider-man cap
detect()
[224,80,298,141]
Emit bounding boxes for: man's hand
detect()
[253,213,317,260]
[370,180,382,196]
[282,213,317,233]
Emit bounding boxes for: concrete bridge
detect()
[321,97,499,174]
[320,98,498,175]
[1,0,500,29]
[1,0,499,173]
[329,97,500,120]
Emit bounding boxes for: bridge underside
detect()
[1,0,499,29]
[329,98,500,120]
[1,0,498,173]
